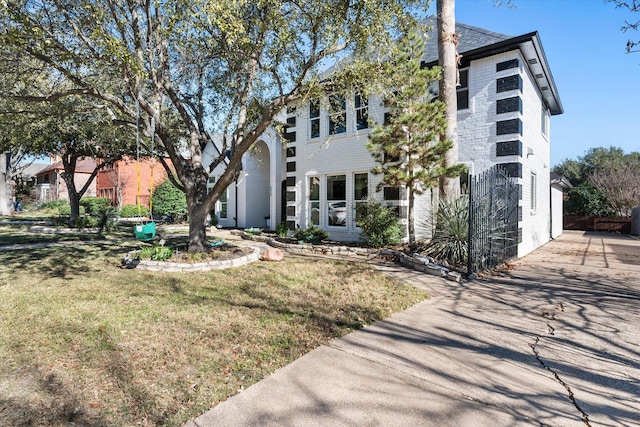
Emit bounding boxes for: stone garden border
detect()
[122,246,262,272]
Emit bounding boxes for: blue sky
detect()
[428,0,640,167]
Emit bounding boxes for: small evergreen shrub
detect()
[356,198,403,247]
[120,204,149,218]
[293,224,329,244]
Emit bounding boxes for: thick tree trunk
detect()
[437,0,461,199]
[67,187,81,226]
[188,202,209,253]
[0,153,13,215]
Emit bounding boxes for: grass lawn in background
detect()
[0,228,426,426]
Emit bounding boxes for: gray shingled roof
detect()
[422,20,512,63]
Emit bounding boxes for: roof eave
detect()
[424,32,563,115]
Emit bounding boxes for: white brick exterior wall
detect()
[238,40,559,256]
[458,50,552,257]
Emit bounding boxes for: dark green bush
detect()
[293,224,329,244]
[120,204,149,218]
[80,197,112,215]
[41,200,68,210]
[152,180,187,221]
[356,198,403,247]
[57,204,85,216]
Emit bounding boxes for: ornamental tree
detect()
[367,27,466,245]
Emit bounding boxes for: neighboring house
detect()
[34,157,97,203]
[208,21,565,257]
[96,156,166,210]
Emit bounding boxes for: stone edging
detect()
[122,246,262,272]
[29,226,101,234]
[235,232,377,258]
[236,231,463,283]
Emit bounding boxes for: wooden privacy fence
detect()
[564,216,631,234]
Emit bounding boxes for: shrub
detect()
[41,200,68,210]
[138,246,174,261]
[57,204,85,216]
[120,204,149,218]
[293,224,328,244]
[276,222,290,238]
[356,198,403,247]
[152,180,188,222]
[420,195,468,265]
[244,227,263,236]
[80,197,112,215]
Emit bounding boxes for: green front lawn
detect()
[0,229,426,426]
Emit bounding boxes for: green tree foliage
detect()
[554,146,640,217]
[565,185,615,217]
[367,27,466,245]
[152,180,187,222]
[1,0,428,252]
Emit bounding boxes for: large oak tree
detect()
[1,0,428,251]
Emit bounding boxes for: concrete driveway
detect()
[186,231,640,427]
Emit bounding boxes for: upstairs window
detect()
[309,99,320,138]
[328,94,346,135]
[457,69,469,110]
[541,107,550,139]
[355,94,369,130]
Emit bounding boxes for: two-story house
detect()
[208,22,563,257]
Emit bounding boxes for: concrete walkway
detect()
[185,231,640,427]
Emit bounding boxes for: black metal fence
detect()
[467,166,519,274]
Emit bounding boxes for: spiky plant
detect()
[421,195,468,265]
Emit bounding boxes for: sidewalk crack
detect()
[529,334,591,426]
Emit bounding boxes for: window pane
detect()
[458,69,468,88]
[329,94,346,135]
[309,176,319,225]
[309,99,319,118]
[311,119,320,138]
[327,175,346,200]
[309,176,319,201]
[327,175,346,227]
[354,173,368,201]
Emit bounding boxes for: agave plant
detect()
[420,195,469,266]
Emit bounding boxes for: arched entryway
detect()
[243,140,271,228]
